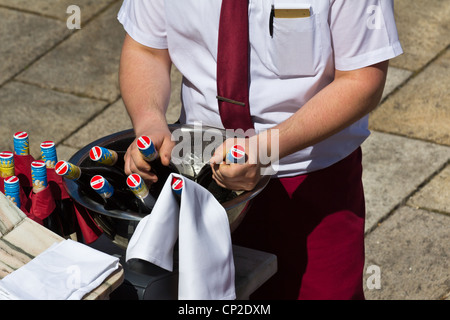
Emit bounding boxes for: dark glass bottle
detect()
[89,146,126,172]
[90,175,139,212]
[55,160,125,202]
[127,173,156,213]
[196,164,236,203]
[136,135,180,197]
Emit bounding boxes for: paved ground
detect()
[0,0,448,300]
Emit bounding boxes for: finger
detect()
[125,143,159,183]
[158,136,176,167]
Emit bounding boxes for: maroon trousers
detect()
[232,148,366,300]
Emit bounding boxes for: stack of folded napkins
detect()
[126,173,236,300]
[0,239,119,300]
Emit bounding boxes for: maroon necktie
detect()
[216,0,254,131]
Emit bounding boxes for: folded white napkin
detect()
[0,239,119,300]
[126,173,236,300]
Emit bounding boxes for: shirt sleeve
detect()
[117,0,168,49]
[330,0,403,71]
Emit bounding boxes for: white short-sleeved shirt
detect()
[118,0,403,177]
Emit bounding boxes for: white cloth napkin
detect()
[0,239,119,300]
[126,173,236,300]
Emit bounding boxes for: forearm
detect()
[269,61,389,159]
[119,34,172,136]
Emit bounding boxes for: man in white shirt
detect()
[118,0,402,299]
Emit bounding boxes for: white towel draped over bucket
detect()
[126,173,236,300]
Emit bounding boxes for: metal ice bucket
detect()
[64,124,270,248]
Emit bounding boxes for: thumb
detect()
[158,136,175,166]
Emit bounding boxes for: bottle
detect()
[0,151,15,179]
[40,141,58,169]
[195,164,235,203]
[127,173,156,212]
[171,176,183,197]
[137,136,159,162]
[90,175,138,212]
[136,136,180,197]
[55,160,128,191]
[89,146,126,172]
[4,176,21,208]
[13,132,30,156]
[171,176,183,206]
[41,143,76,238]
[12,131,34,194]
[31,160,63,236]
[55,160,111,203]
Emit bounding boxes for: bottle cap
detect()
[137,136,158,162]
[0,151,14,178]
[0,151,14,167]
[89,146,118,166]
[13,132,30,156]
[40,141,57,169]
[4,176,20,192]
[90,175,114,199]
[226,145,246,164]
[4,176,20,208]
[171,176,183,196]
[55,160,81,180]
[127,173,149,198]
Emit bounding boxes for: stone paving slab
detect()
[16,1,125,102]
[63,98,132,151]
[0,81,107,158]
[370,48,450,146]
[0,7,69,86]
[363,206,449,300]
[62,66,183,152]
[391,0,450,72]
[0,0,117,21]
[361,131,450,232]
[408,164,450,214]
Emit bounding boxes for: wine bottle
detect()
[89,146,126,172]
[127,173,156,212]
[40,141,58,169]
[31,160,64,236]
[55,160,128,190]
[196,164,235,203]
[136,135,180,197]
[90,175,138,212]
